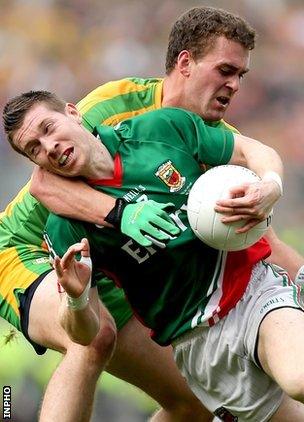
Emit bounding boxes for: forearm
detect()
[265,227,304,279]
[232,134,283,180]
[30,167,115,226]
[59,288,100,345]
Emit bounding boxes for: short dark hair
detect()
[165,6,256,74]
[2,90,66,155]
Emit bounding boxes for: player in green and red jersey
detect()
[6,89,304,420]
[44,105,270,346]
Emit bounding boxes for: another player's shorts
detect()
[1,245,134,354]
[173,261,303,421]
[0,246,51,332]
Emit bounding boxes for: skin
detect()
[14,103,114,179]
[162,36,250,121]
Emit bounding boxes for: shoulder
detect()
[77,78,162,112]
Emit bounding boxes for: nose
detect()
[225,76,240,93]
[41,137,59,157]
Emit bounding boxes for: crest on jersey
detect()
[155,160,185,192]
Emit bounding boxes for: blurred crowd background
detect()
[0,0,304,420]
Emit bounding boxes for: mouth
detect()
[58,147,74,167]
[216,96,230,108]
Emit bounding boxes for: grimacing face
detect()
[13,102,93,177]
[178,36,250,121]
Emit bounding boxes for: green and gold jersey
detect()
[45,107,269,346]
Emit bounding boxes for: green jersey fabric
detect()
[46,107,269,345]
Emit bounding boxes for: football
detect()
[187,165,272,251]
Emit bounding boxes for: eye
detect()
[30,144,40,158]
[45,123,53,134]
[219,68,232,76]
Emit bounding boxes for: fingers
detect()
[151,215,180,235]
[144,223,170,240]
[54,256,63,278]
[157,202,176,212]
[80,238,90,258]
[221,214,248,223]
[235,219,261,233]
[60,240,88,269]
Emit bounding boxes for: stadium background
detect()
[0,0,303,420]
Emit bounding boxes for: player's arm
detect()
[264,227,304,279]
[30,166,115,226]
[54,238,101,346]
[30,167,179,247]
[215,133,283,232]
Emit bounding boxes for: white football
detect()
[187,165,272,251]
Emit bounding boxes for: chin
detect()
[210,110,226,121]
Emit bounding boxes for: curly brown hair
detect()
[165,6,256,74]
[3,90,66,156]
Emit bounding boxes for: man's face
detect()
[13,102,92,176]
[180,36,250,121]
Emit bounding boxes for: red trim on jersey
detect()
[87,154,123,187]
[208,237,271,326]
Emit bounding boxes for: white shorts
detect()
[173,261,303,421]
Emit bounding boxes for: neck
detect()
[162,71,186,108]
[85,138,114,180]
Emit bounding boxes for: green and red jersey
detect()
[45,107,270,345]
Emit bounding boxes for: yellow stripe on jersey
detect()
[0,248,38,315]
[0,181,31,219]
[101,105,158,127]
[77,78,163,115]
[221,120,240,134]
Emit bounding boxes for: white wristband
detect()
[263,171,283,196]
[66,256,92,311]
[295,264,304,286]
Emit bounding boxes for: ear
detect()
[65,103,82,124]
[176,50,193,77]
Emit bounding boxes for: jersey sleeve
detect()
[77,78,162,131]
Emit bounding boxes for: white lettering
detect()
[169,208,188,232]
[137,194,149,202]
[122,240,156,264]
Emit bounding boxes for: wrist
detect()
[66,256,93,311]
[104,197,127,228]
[262,171,283,196]
[66,282,90,311]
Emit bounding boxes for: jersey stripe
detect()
[0,182,31,220]
[78,78,163,130]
